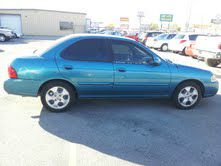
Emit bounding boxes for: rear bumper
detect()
[4,79,41,97]
[196,50,221,61]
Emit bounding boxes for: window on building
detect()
[59,21,73,30]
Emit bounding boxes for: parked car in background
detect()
[125,32,139,41]
[0,26,21,38]
[150,33,176,51]
[184,43,197,58]
[194,35,221,67]
[168,33,203,55]
[4,34,218,112]
[140,31,163,45]
[0,27,15,42]
[98,30,121,36]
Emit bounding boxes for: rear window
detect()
[189,35,198,41]
[61,39,111,62]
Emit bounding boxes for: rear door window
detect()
[61,39,111,62]
[167,34,176,39]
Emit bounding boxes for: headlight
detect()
[211,75,217,82]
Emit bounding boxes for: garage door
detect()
[0,14,22,36]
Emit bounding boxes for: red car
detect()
[125,32,139,42]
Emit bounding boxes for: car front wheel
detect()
[0,35,6,42]
[161,44,168,51]
[40,81,76,112]
[173,81,202,109]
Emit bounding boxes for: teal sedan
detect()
[4,34,219,112]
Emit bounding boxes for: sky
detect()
[0,0,220,27]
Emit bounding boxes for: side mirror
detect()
[144,56,153,63]
[33,49,37,54]
[152,57,161,66]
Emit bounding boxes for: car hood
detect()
[0,28,12,32]
[175,63,212,76]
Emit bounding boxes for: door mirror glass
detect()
[144,56,153,64]
[152,56,161,66]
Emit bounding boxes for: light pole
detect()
[186,0,193,32]
[137,11,144,33]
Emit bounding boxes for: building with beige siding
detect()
[0,9,86,36]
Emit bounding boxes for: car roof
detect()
[65,33,135,42]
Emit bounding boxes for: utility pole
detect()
[186,0,193,32]
[137,11,144,33]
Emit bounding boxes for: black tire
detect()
[205,58,219,67]
[0,34,6,42]
[181,47,187,56]
[40,81,76,112]
[142,39,147,45]
[172,81,202,110]
[160,44,168,52]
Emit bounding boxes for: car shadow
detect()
[38,95,221,165]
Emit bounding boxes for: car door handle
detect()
[117,68,126,72]
[63,65,73,70]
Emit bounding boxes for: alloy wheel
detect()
[45,86,70,110]
[178,86,199,107]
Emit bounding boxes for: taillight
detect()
[8,66,18,79]
[218,44,221,49]
[180,40,187,44]
[190,44,195,48]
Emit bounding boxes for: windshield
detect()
[138,32,146,39]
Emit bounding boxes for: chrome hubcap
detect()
[162,45,168,51]
[45,86,70,109]
[0,36,5,41]
[178,86,198,107]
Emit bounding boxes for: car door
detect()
[56,38,114,97]
[111,39,171,97]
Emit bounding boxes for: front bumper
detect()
[196,50,221,61]
[4,79,42,97]
[204,81,219,97]
[168,44,184,52]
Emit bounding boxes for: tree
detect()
[149,23,159,30]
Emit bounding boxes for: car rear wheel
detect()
[173,81,202,109]
[205,58,219,67]
[0,35,6,42]
[161,44,168,51]
[181,47,187,56]
[40,81,76,112]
